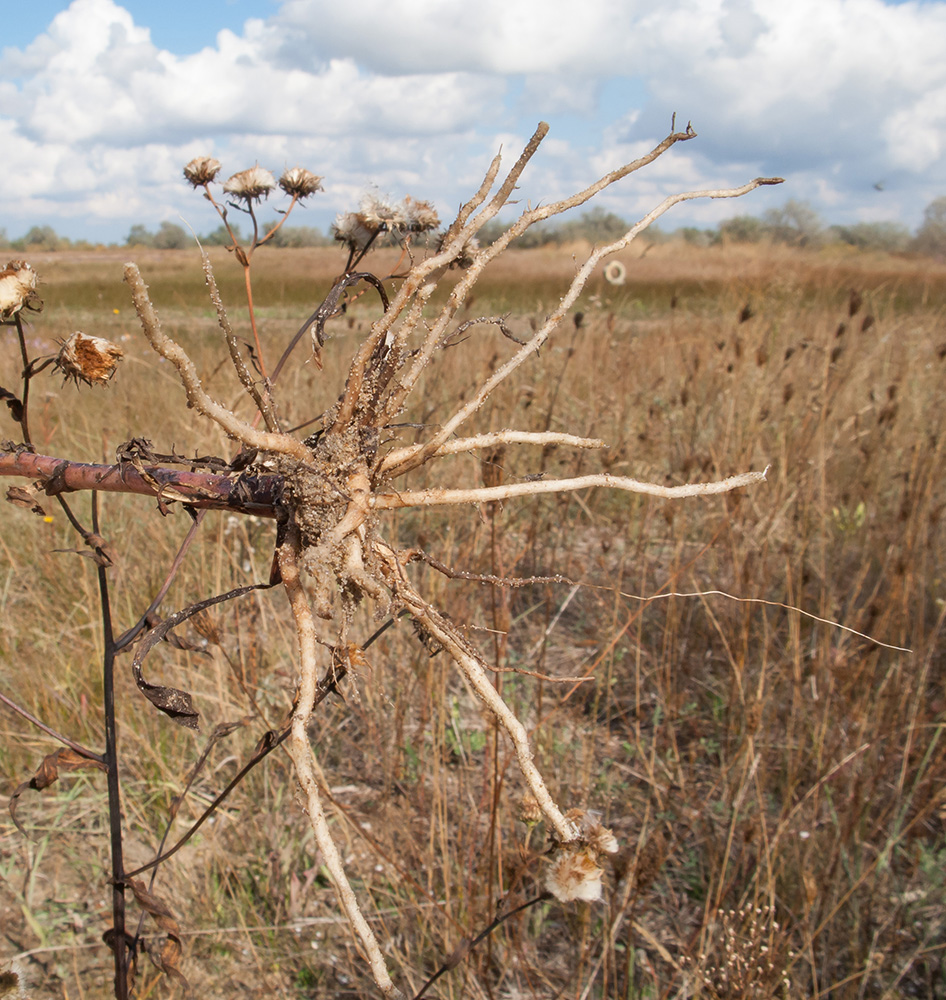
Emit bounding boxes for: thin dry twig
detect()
[123,263,311,462]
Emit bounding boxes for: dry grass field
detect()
[1,240,944,998]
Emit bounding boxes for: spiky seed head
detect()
[333,212,377,253]
[279,167,323,199]
[0,261,41,319]
[545,846,604,902]
[223,166,276,203]
[566,808,620,854]
[56,332,124,386]
[402,197,440,233]
[183,156,222,187]
[359,192,406,231]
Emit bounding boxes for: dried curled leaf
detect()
[0,386,23,423]
[128,879,189,991]
[132,582,273,729]
[6,484,47,516]
[9,748,108,835]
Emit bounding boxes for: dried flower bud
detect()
[518,793,543,826]
[0,261,41,319]
[279,167,323,199]
[56,332,124,386]
[223,166,276,203]
[545,846,604,902]
[183,156,222,187]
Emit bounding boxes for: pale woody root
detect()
[70,122,779,996]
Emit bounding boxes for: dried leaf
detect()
[0,970,21,998]
[132,670,200,730]
[9,748,108,835]
[132,582,272,730]
[443,936,471,970]
[128,879,190,991]
[0,386,23,423]
[5,484,46,516]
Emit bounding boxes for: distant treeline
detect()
[3,197,946,256]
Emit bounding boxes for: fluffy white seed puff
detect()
[545,810,619,903]
[223,166,276,202]
[569,809,620,855]
[0,261,39,319]
[546,846,605,902]
[183,156,222,187]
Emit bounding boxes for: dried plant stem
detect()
[123,263,311,462]
[373,468,768,510]
[278,528,403,1000]
[200,251,278,431]
[379,544,578,844]
[378,431,604,472]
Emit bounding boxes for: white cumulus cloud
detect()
[0,0,943,240]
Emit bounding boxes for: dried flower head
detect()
[566,808,620,854]
[437,233,480,269]
[333,212,378,254]
[545,845,604,902]
[279,167,323,199]
[223,166,276,203]
[183,156,222,187]
[361,191,411,231]
[0,261,41,319]
[401,197,440,233]
[56,332,124,386]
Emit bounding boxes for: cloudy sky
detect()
[2,0,945,244]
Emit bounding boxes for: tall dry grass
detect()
[0,242,944,998]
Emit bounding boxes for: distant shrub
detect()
[558,206,631,243]
[153,221,188,250]
[763,199,825,248]
[677,225,717,247]
[476,208,632,249]
[263,224,332,248]
[200,224,243,246]
[911,196,946,257]
[830,221,910,253]
[719,214,768,243]
[13,225,69,251]
[125,224,154,248]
